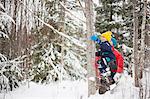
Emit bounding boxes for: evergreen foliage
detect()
[29,0,86,83]
[95,0,134,69]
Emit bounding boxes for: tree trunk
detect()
[85,0,96,96]
[145,34,150,68]
[10,0,17,59]
[139,0,147,79]
[60,0,66,82]
[132,0,139,87]
[109,0,113,22]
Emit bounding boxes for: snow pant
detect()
[98,58,117,77]
[108,60,117,72]
[110,72,116,79]
[108,60,117,79]
[97,58,108,74]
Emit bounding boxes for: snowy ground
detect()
[0,73,139,99]
[0,80,88,99]
[89,73,139,99]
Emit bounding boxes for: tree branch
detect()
[18,0,86,49]
[59,2,86,23]
[76,0,86,16]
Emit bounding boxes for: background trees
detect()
[0,0,150,97]
[0,0,87,91]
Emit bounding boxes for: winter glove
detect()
[90,35,98,41]
[114,73,121,82]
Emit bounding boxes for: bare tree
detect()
[85,0,96,96]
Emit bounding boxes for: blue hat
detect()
[111,38,117,47]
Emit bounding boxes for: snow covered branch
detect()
[0,11,15,24]
[18,0,86,49]
[0,55,26,92]
[76,0,86,16]
[59,2,86,23]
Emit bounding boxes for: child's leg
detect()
[110,72,116,79]
[108,60,117,72]
[107,60,117,84]
[97,59,108,77]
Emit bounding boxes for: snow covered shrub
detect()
[0,54,25,92]
[27,0,87,83]
[30,42,87,83]
[30,43,62,83]
[0,3,22,92]
[64,50,87,80]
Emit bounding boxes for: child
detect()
[91,31,117,84]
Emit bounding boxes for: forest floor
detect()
[89,72,139,99]
[0,72,139,99]
[0,80,88,99]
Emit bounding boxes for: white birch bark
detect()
[85,0,96,96]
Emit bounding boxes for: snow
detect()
[88,77,96,82]
[93,0,99,5]
[122,44,133,53]
[89,72,139,99]
[0,72,140,99]
[123,32,130,37]
[0,80,88,99]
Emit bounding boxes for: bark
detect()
[85,0,96,96]
[60,0,66,82]
[139,0,147,79]
[133,0,139,87]
[145,34,150,68]
[10,0,17,59]
[18,0,23,56]
[109,0,113,22]
[122,0,125,20]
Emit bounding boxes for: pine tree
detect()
[95,0,123,33]
[29,0,87,83]
[95,0,133,70]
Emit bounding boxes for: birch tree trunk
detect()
[139,0,147,79]
[132,0,139,87]
[85,0,96,96]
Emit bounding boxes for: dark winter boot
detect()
[98,77,110,94]
[108,77,115,85]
